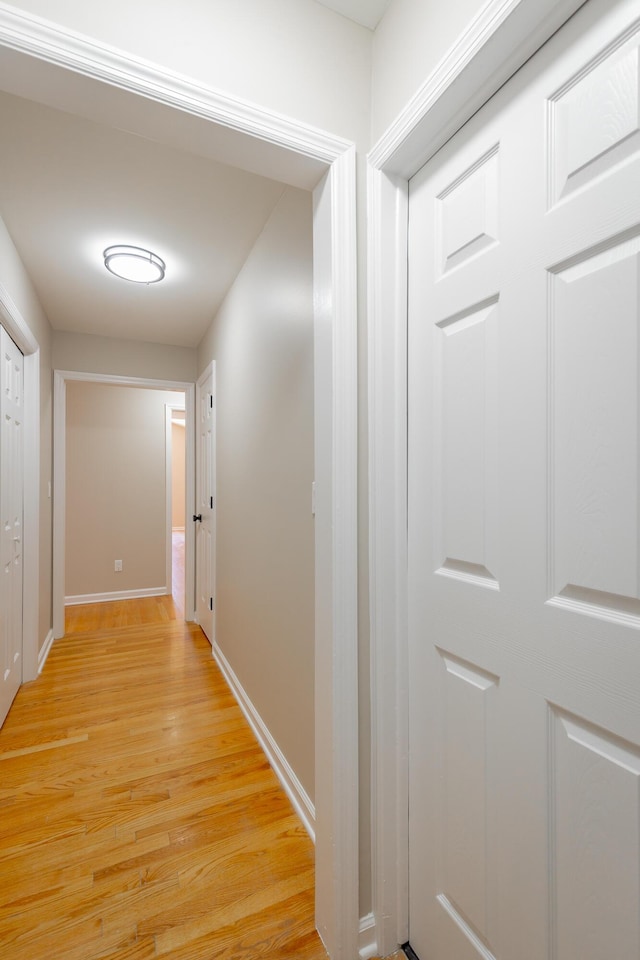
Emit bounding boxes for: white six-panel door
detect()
[195,366,215,643]
[0,325,23,726]
[407,0,640,956]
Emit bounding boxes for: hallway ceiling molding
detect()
[315,0,391,30]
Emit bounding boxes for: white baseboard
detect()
[212,639,316,843]
[65,586,168,606]
[359,913,379,959]
[38,629,55,675]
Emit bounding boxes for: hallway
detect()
[0,605,325,959]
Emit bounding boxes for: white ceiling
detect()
[0,90,295,348]
[315,0,391,30]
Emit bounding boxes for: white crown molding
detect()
[0,2,351,164]
[0,280,39,355]
[65,587,168,605]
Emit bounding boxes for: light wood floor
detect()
[0,599,327,959]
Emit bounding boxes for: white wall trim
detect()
[3,12,359,956]
[358,913,378,960]
[37,628,54,675]
[0,281,39,354]
[367,1,589,956]
[53,370,195,637]
[370,0,589,176]
[212,639,316,843]
[312,149,359,960]
[0,282,40,684]
[65,587,168,606]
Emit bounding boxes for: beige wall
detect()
[53,330,197,383]
[65,382,183,598]
[372,0,488,141]
[171,421,186,529]
[0,213,53,651]
[198,186,315,802]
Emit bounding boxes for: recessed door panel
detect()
[551,708,640,960]
[436,297,500,587]
[550,237,640,618]
[440,652,499,945]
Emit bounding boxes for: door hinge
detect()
[209,597,213,611]
[209,394,213,408]
[210,496,214,509]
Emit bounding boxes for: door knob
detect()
[193,514,202,522]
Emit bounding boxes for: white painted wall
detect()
[6,0,371,150]
[0,213,53,652]
[372,0,487,140]
[198,186,315,802]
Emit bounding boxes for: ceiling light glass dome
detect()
[103,245,166,283]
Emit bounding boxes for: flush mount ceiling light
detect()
[103,244,166,284]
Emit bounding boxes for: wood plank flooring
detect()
[0,601,327,959]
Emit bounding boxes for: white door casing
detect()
[0,325,23,725]
[53,372,196,634]
[195,364,215,643]
[407,1,640,958]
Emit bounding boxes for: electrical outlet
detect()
[114,559,123,572]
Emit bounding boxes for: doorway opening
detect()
[53,371,195,639]
[5,9,359,950]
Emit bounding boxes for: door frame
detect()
[53,371,196,632]
[0,285,40,683]
[367,0,589,955]
[0,8,359,957]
